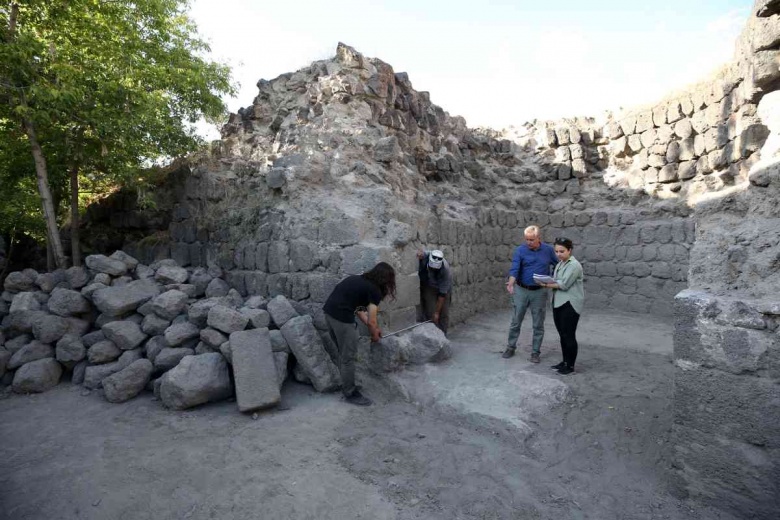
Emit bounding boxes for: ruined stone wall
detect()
[666,3,780,517]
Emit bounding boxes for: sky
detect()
[188,0,751,137]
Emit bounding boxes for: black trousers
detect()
[421,284,450,334]
[552,301,580,368]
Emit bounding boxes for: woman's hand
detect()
[369,325,382,343]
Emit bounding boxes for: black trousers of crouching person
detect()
[325,315,359,397]
[552,301,580,368]
[421,284,450,335]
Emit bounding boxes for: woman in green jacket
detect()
[538,237,584,375]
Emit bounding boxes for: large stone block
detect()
[87,340,122,364]
[671,424,779,520]
[207,305,248,334]
[8,340,54,370]
[369,323,451,373]
[164,322,201,347]
[155,265,188,285]
[4,271,36,292]
[150,290,189,320]
[92,279,160,317]
[83,350,143,389]
[281,315,340,392]
[55,335,86,368]
[102,359,154,403]
[266,295,299,327]
[32,314,70,344]
[12,358,62,393]
[267,242,289,273]
[85,254,128,276]
[102,321,147,350]
[188,296,234,327]
[10,292,40,314]
[153,346,193,373]
[229,328,281,412]
[159,353,233,410]
[47,288,90,316]
[141,313,170,336]
[674,291,780,377]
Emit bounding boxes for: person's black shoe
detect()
[345,389,372,406]
[551,362,566,370]
[557,365,574,375]
[502,347,516,359]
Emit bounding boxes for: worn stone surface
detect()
[267,295,299,327]
[164,322,200,347]
[207,305,248,334]
[85,254,128,276]
[55,335,86,368]
[102,359,154,403]
[102,321,147,350]
[8,340,54,370]
[32,314,70,344]
[88,340,122,364]
[153,347,194,373]
[159,353,232,410]
[46,288,91,316]
[150,290,189,320]
[229,328,281,412]
[141,313,171,336]
[155,265,189,285]
[92,279,160,317]
[12,358,62,393]
[281,315,340,392]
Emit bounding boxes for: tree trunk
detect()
[70,163,81,266]
[21,116,68,269]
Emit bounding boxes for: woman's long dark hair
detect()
[362,262,396,301]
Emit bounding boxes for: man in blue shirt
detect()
[503,225,559,362]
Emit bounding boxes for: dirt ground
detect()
[0,308,739,520]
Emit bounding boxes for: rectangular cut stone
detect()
[230,328,281,412]
[281,315,340,392]
[92,279,161,317]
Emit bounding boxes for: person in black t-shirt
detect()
[323,262,396,406]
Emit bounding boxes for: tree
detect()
[1,0,235,267]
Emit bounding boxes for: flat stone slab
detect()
[92,279,160,317]
[229,328,281,412]
[281,315,340,392]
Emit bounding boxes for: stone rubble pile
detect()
[0,250,451,409]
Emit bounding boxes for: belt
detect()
[518,282,542,291]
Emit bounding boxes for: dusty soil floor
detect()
[0,308,738,520]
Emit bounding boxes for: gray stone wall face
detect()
[672,291,780,519]
[128,169,695,329]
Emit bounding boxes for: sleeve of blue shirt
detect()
[547,244,558,272]
[508,246,522,279]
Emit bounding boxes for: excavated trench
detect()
[0,308,738,520]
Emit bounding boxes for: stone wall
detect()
[672,290,779,519]
[667,2,780,515]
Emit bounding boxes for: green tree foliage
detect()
[1,0,235,267]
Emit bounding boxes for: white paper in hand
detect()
[532,273,556,285]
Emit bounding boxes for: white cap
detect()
[428,250,444,269]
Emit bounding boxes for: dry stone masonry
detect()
[0,2,778,518]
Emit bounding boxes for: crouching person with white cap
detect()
[416,249,452,335]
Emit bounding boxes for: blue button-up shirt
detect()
[509,243,558,287]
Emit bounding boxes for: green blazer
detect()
[552,256,584,314]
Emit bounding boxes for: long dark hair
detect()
[362,262,396,301]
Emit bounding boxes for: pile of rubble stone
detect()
[0,250,450,411]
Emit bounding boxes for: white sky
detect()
[189,0,751,137]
